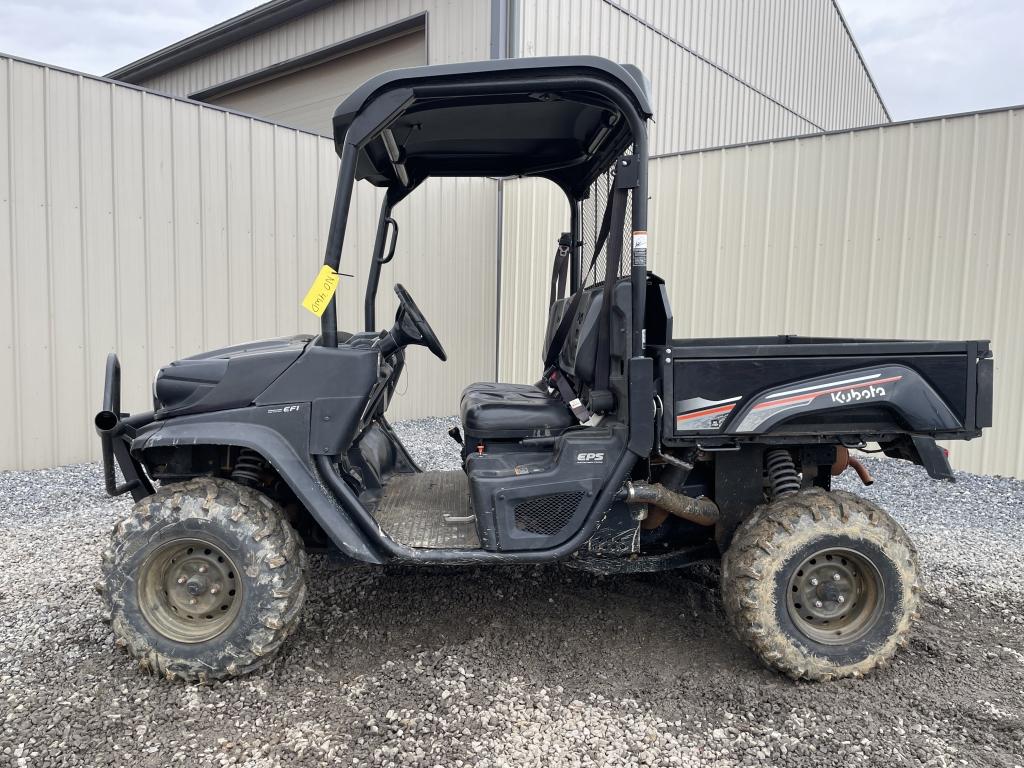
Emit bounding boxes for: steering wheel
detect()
[393,283,448,361]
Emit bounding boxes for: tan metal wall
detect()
[206,28,427,136]
[133,0,492,98]
[515,0,888,156]
[500,107,1024,478]
[500,0,895,389]
[0,55,496,470]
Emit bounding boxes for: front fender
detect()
[134,406,384,564]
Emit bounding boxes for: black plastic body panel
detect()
[133,404,384,564]
[255,344,378,404]
[465,427,626,551]
[154,335,311,418]
[659,336,991,445]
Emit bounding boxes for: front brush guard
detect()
[94,353,155,501]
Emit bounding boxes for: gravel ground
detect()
[1,416,1022,767]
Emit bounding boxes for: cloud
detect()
[0,0,257,76]
[840,0,1024,119]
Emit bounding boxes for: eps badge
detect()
[576,451,605,464]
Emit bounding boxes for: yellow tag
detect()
[301,265,340,317]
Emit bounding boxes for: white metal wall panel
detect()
[516,0,817,156]
[645,110,1024,478]
[500,0,894,351]
[0,55,496,470]
[608,0,888,130]
[501,109,1024,477]
[136,0,490,98]
[208,29,426,136]
[515,0,888,156]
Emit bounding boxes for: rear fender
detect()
[134,404,383,564]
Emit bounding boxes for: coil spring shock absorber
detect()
[231,448,265,487]
[766,449,801,499]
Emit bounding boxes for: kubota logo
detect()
[831,384,887,405]
[576,452,605,464]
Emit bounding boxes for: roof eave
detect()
[106,0,336,83]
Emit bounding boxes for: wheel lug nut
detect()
[814,600,824,609]
[837,595,845,604]
[809,577,819,586]
[832,573,841,581]
[177,576,187,585]
[198,566,208,574]
[189,598,197,605]
[210,587,219,595]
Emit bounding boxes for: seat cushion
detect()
[460,381,574,439]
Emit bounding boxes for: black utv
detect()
[95,57,993,683]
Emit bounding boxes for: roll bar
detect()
[320,71,650,353]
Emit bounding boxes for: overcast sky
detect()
[0,0,1021,121]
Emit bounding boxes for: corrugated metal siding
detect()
[0,55,496,470]
[136,0,491,97]
[500,0,897,381]
[207,29,426,135]
[515,0,888,156]
[502,108,1023,477]
[607,0,888,130]
[646,109,1024,478]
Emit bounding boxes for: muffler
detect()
[623,481,720,527]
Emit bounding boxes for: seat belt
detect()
[548,368,591,422]
[540,177,624,422]
[548,232,572,307]
[593,182,629,400]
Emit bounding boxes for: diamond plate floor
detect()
[373,471,479,549]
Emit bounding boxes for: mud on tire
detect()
[721,488,920,681]
[99,478,307,682]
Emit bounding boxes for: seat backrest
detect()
[542,278,631,395]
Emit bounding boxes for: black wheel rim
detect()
[138,538,242,643]
[786,547,884,645]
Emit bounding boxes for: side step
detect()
[372,471,480,549]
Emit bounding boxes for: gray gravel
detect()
[1,416,1022,767]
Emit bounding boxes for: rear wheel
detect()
[99,478,306,682]
[721,488,919,680]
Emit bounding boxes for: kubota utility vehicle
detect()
[95,57,993,682]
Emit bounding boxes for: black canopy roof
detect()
[331,56,653,198]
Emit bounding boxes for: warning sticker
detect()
[631,230,648,268]
[301,265,340,317]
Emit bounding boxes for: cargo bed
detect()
[657,336,993,446]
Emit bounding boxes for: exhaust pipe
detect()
[831,446,874,486]
[623,481,720,527]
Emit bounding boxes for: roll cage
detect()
[315,56,654,354]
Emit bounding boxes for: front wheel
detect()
[721,489,920,681]
[99,478,307,682]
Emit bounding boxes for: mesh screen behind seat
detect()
[580,153,633,288]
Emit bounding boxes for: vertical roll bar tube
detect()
[320,140,359,347]
[627,119,648,356]
[364,196,394,331]
[568,197,582,292]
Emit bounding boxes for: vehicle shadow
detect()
[291,558,762,701]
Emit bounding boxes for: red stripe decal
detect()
[676,404,735,422]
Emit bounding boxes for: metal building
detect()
[7,1,1018,477]
[109,0,887,152]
